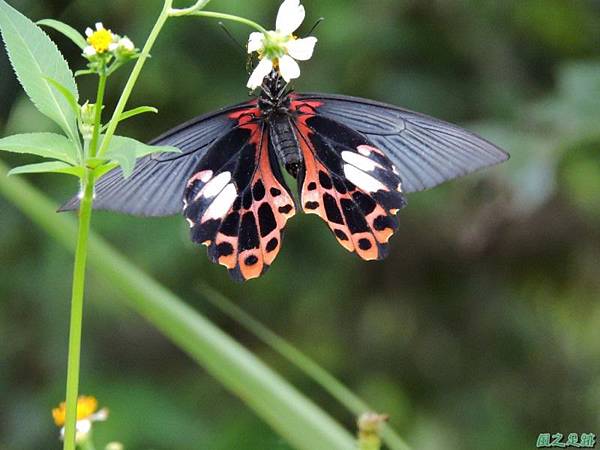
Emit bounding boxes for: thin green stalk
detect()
[168,0,211,16]
[97,0,173,159]
[63,169,95,450]
[0,160,357,450]
[186,11,268,33]
[89,69,107,158]
[200,284,412,450]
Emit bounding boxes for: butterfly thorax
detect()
[259,71,304,178]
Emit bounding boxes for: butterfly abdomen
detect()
[269,116,303,178]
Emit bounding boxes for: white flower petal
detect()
[83,46,96,56]
[247,32,265,54]
[95,22,104,31]
[120,37,135,51]
[85,27,93,37]
[286,37,317,61]
[276,0,305,35]
[247,58,274,89]
[278,54,300,82]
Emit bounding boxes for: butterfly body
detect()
[62,71,509,282]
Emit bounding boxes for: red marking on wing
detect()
[291,100,402,261]
[189,122,295,282]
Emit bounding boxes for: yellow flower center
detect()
[52,396,98,427]
[87,29,113,53]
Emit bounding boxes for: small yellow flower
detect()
[85,23,115,55]
[52,395,108,443]
[52,395,98,426]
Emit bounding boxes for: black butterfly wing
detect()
[293,93,509,193]
[184,113,296,282]
[291,101,406,261]
[59,102,253,217]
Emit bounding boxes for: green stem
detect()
[168,0,211,16]
[96,0,173,159]
[62,169,95,450]
[186,10,268,33]
[89,70,107,158]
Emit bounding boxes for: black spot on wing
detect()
[323,193,344,225]
[340,198,369,233]
[351,191,377,215]
[266,237,278,252]
[253,179,266,201]
[258,203,277,237]
[220,212,240,237]
[239,212,260,251]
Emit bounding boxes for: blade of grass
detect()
[0,160,356,450]
[199,283,412,450]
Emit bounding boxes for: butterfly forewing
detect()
[295,94,509,193]
[183,110,295,282]
[291,101,406,260]
[59,103,251,216]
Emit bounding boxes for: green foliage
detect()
[0,0,78,140]
[7,161,82,177]
[103,135,179,177]
[0,161,357,450]
[37,19,88,50]
[0,132,78,164]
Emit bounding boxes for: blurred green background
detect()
[1,0,600,449]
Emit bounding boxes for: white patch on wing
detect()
[197,171,231,200]
[341,151,380,172]
[357,146,371,156]
[203,183,237,220]
[188,169,213,187]
[343,165,386,192]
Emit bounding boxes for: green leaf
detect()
[201,285,412,450]
[44,76,79,117]
[37,18,87,49]
[103,135,179,178]
[118,106,159,124]
[0,160,358,450]
[8,161,82,177]
[0,1,79,139]
[0,132,78,164]
[100,107,159,132]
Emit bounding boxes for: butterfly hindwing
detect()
[292,107,406,260]
[184,117,295,281]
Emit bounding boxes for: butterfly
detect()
[62,70,509,282]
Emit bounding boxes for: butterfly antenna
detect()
[218,21,247,56]
[306,17,325,37]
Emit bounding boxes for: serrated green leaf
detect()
[103,135,179,178]
[44,76,79,117]
[0,1,79,139]
[0,132,78,164]
[37,18,87,49]
[8,161,82,177]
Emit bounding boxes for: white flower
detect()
[246,0,318,89]
[109,36,135,54]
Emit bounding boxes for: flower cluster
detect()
[246,0,317,89]
[52,395,108,444]
[83,22,136,61]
